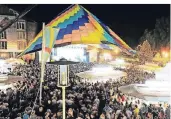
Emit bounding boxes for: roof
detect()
[18,4,135,57]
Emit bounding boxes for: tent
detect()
[18,4,135,57]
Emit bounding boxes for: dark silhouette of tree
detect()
[140,17,170,51]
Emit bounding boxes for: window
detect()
[0,31,6,39]
[17,22,25,30]
[0,41,7,49]
[17,41,26,50]
[17,31,26,39]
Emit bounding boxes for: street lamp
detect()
[47,58,79,119]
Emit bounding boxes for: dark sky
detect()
[6,4,170,48]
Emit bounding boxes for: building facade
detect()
[0,5,37,59]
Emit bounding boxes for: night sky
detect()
[6,4,170,48]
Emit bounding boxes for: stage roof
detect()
[19,4,135,57]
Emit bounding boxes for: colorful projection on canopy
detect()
[19,4,135,57]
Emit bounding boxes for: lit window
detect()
[0,31,7,39]
[17,22,25,30]
[17,31,26,39]
[0,41,7,49]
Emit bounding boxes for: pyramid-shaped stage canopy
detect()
[19,4,135,56]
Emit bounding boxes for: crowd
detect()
[114,64,156,85]
[0,62,170,119]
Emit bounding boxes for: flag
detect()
[40,25,59,83]
[41,26,59,63]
